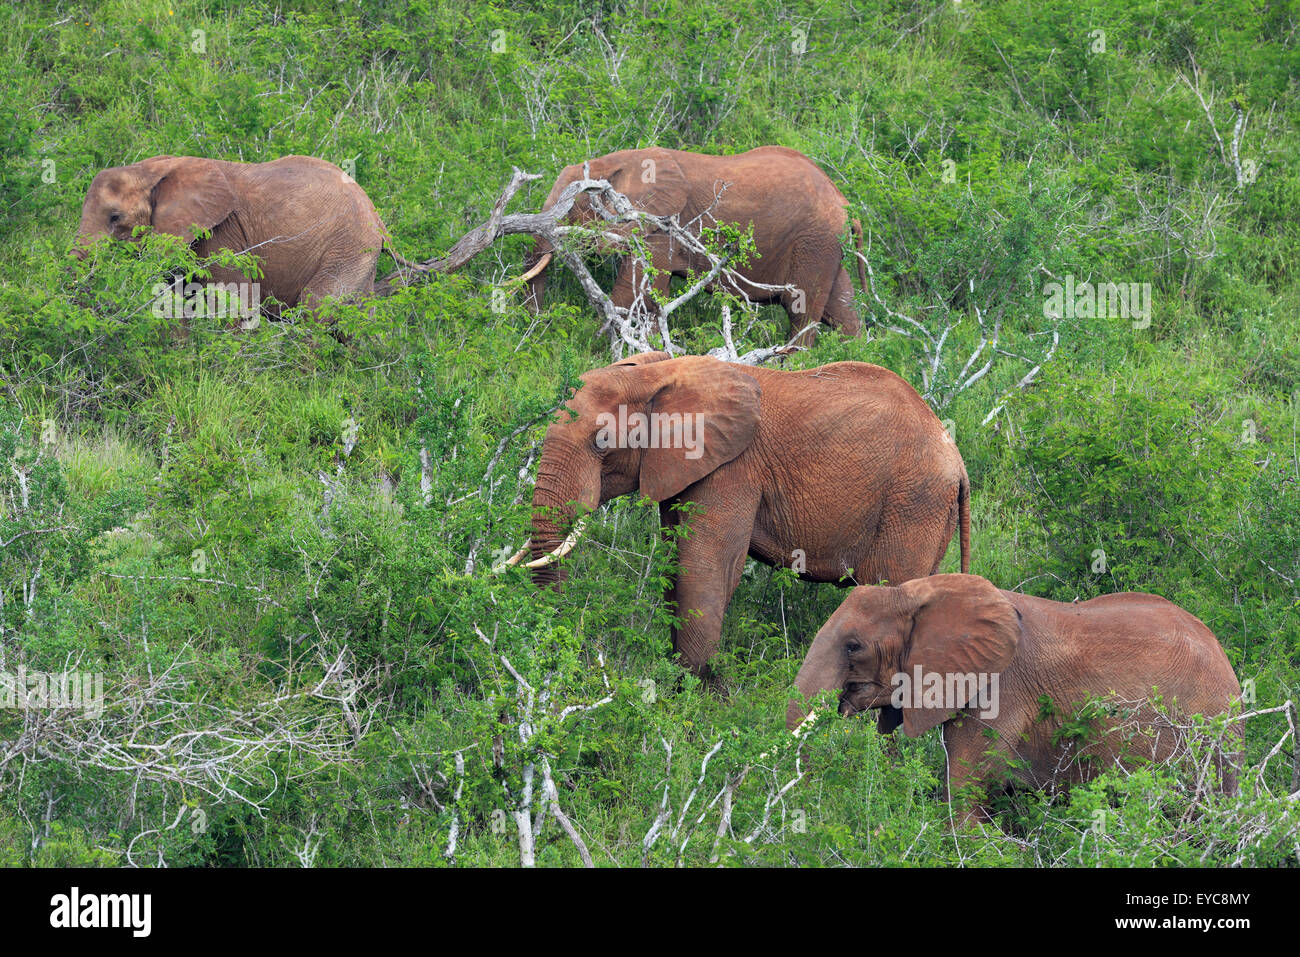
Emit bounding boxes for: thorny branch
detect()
[856,246,1061,421]
[641,734,807,866]
[473,627,613,867]
[0,644,374,819]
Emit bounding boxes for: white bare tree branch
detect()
[486,643,613,867]
[857,246,1060,420]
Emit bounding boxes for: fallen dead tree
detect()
[378,167,812,363]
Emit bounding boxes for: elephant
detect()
[504,351,970,680]
[72,154,414,316]
[519,146,868,345]
[787,574,1243,822]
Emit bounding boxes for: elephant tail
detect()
[385,243,428,273]
[850,218,868,295]
[958,473,971,574]
[375,242,432,295]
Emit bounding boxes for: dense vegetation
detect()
[1,0,1297,866]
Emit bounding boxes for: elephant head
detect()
[73,156,238,258]
[787,575,1021,737]
[521,153,689,312]
[526,352,760,586]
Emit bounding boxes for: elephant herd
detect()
[72,146,1243,823]
[73,145,863,340]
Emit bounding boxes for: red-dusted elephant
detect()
[788,574,1242,822]
[504,351,970,679]
[73,154,404,315]
[521,146,867,345]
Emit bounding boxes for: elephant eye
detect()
[108,212,122,224]
[844,639,862,655]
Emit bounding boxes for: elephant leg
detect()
[942,727,996,825]
[820,266,861,337]
[659,485,761,679]
[610,257,642,312]
[300,251,381,316]
[612,236,673,315]
[784,281,830,348]
[650,267,672,310]
[184,255,270,329]
[943,718,1027,825]
[788,316,819,348]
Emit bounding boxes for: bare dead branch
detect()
[856,246,1060,419]
[384,169,805,364]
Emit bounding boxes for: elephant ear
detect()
[148,158,238,241]
[633,356,761,502]
[898,575,1021,738]
[611,351,672,368]
[605,153,689,217]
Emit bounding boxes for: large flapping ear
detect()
[609,152,689,215]
[147,157,238,241]
[898,574,1021,738]
[625,356,761,502]
[556,353,673,424]
[611,351,672,368]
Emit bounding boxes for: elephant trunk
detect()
[527,437,598,589]
[71,216,100,260]
[786,626,845,731]
[528,521,567,588]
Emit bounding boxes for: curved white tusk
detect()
[523,517,589,569]
[491,543,532,573]
[517,251,553,283]
[758,708,818,760]
[790,709,818,738]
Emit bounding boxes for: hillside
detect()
[0,0,1297,867]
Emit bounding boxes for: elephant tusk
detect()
[517,251,553,283]
[491,543,532,572]
[523,517,589,569]
[790,709,818,738]
[758,708,818,760]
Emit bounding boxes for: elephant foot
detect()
[954,805,996,830]
[702,668,731,700]
[671,660,730,698]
